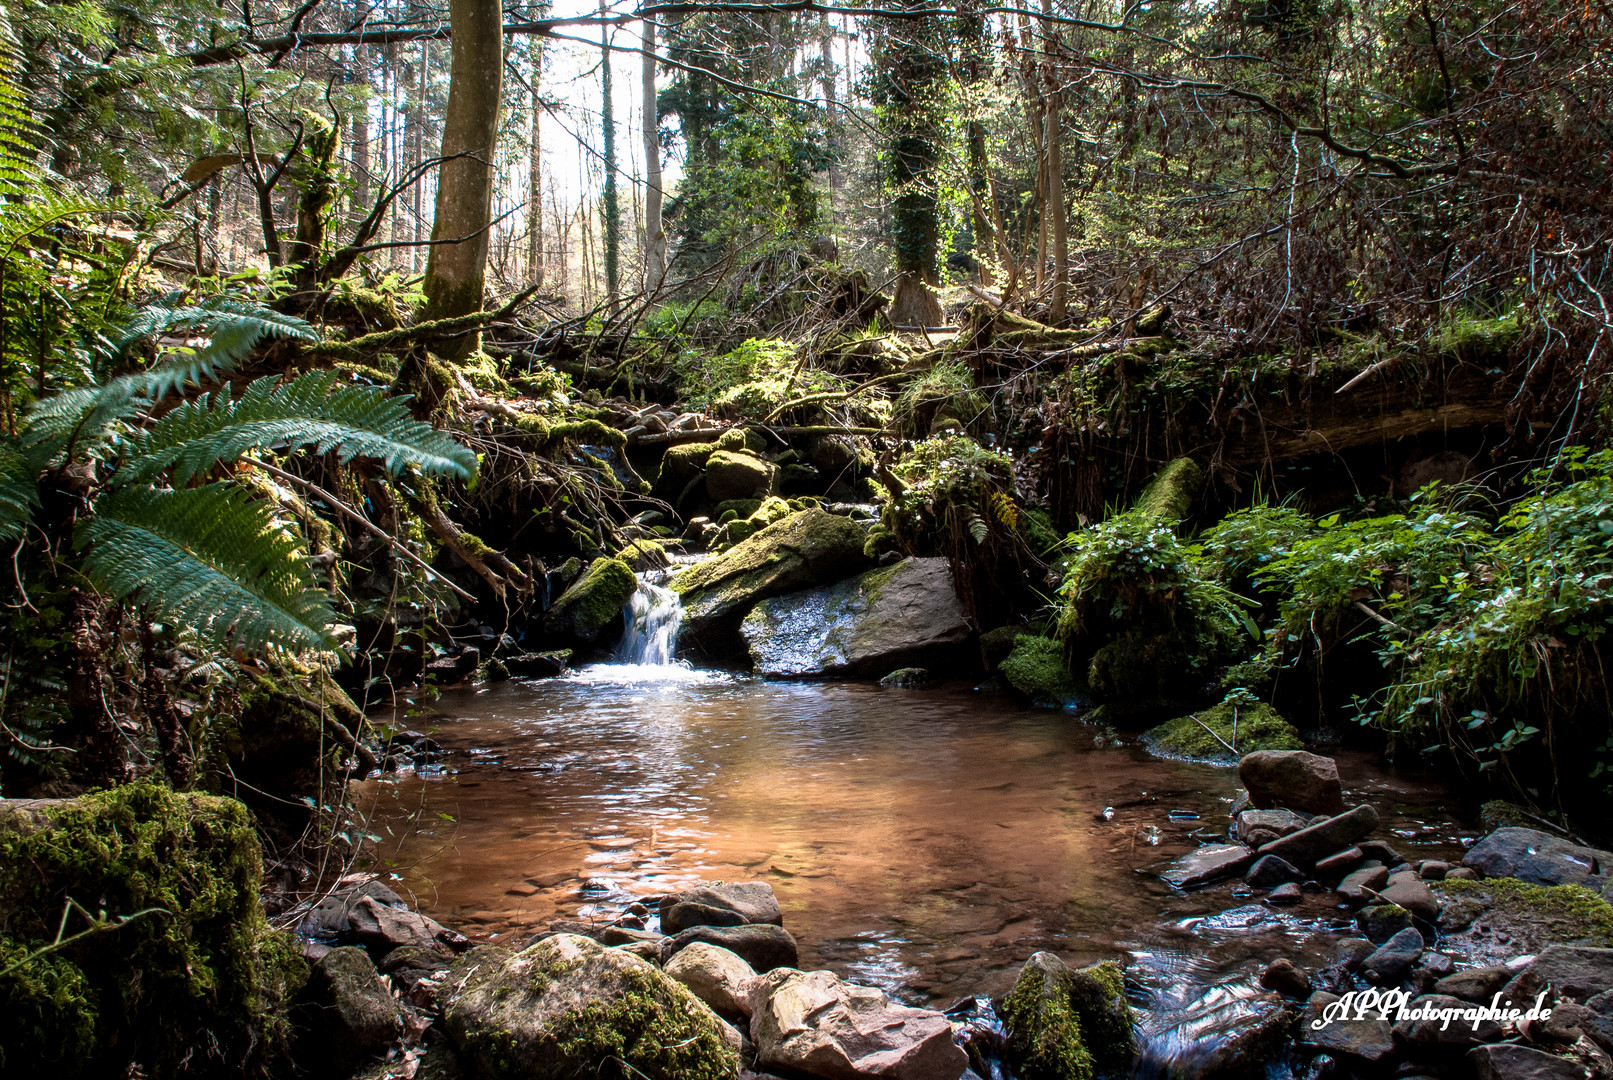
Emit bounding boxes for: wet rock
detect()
[1247,854,1303,887]
[1462,828,1612,890]
[1238,750,1345,815]
[425,647,480,684]
[1170,992,1291,1080]
[1584,991,1613,1053]
[880,667,938,689]
[503,651,570,678]
[1235,809,1307,845]
[1358,840,1404,867]
[665,942,759,1022]
[1337,864,1389,905]
[542,557,638,647]
[1526,1000,1591,1045]
[664,923,800,973]
[750,967,967,1080]
[1163,844,1257,889]
[1336,938,1378,971]
[1380,870,1439,922]
[741,556,969,678]
[1265,883,1303,905]
[380,945,453,1006]
[1528,946,1613,1000]
[1357,903,1415,944]
[1436,965,1513,1002]
[1417,952,1457,980]
[673,508,871,653]
[661,882,783,934]
[1261,958,1312,998]
[1258,804,1379,869]
[1438,894,1488,933]
[1361,926,1425,986]
[1297,991,1396,1064]
[293,946,406,1078]
[1469,1043,1594,1080]
[1393,992,1503,1050]
[1314,847,1365,878]
[443,934,739,1080]
[1001,953,1133,1080]
[1447,866,1479,880]
[1420,860,1452,881]
[705,449,779,502]
[598,925,668,947]
[346,894,459,960]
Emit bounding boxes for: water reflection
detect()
[359,674,1469,1006]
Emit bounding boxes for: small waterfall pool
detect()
[572,574,710,685]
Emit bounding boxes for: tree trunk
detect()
[420,0,504,356]
[1042,0,1068,323]
[527,44,545,286]
[601,1,620,306]
[642,17,665,293]
[412,41,430,267]
[883,0,943,327]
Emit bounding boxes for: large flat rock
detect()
[1462,827,1611,891]
[742,557,970,677]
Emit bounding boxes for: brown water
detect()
[358,666,1477,1011]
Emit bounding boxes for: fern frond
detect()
[111,295,317,400]
[122,370,477,485]
[0,436,38,541]
[18,380,144,468]
[75,483,337,653]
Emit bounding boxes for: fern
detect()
[120,370,477,485]
[75,484,338,652]
[0,436,36,541]
[109,295,318,400]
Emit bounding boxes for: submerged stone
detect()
[1163,844,1256,889]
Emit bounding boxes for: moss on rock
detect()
[544,557,638,646]
[999,636,1084,708]
[1146,701,1301,763]
[704,449,778,503]
[1435,879,1613,949]
[1002,952,1133,1080]
[654,441,718,500]
[0,782,308,1078]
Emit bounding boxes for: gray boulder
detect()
[1337,864,1389,905]
[1462,828,1611,890]
[664,942,758,1022]
[1297,991,1395,1064]
[1435,965,1513,1003]
[1238,750,1345,815]
[749,967,967,1080]
[1257,804,1379,869]
[1392,992,1501,1049]
[1234,809,1307,845]
[1361,927,1425,986]
[1469,1043,1593,1080]
[741,557,970,677]
[1379,869,1439,922]
[661,881,783,934]
[663,923,800,973]
[442,934,740,1080]
[1246,854,1302,888]
[1528,946,1613,1000]
[294,946,405,1078]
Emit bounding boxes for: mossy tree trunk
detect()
[601,0,621,306]
[420,0,504,359]
[880,0,944,327]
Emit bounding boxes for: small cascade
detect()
[615,577,683,666]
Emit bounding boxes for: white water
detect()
[566,576,715,685]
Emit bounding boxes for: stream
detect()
[358,578,1481,1070]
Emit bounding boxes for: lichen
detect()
[1435,879,1613,948]
[999,636,1084,708]
[1146,701,1302,763]
[0,782,308,1078]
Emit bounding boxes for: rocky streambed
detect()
[296,742,1613,1080]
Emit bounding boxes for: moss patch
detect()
[1146,701,1301,763]
[1435,879,1613,949]
[1003,954,1132,1080]
[0,782,307,1078]
[543,557,638,645]
[1131,457,1203,524]
[999,636,1084,708]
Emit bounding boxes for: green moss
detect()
[1131,458,1203,524]
[543,558,639,644]
[715,427,766,452]
[654,441,718,497]
[981,625,1033,670]
[715,499,763,520]
[1146,701,1301,763]
[1064,961,1133,1072]
[1434,313,1524,363]
[0,783,308,1078]
[458,351,511,395]
[1022,508,1063,557]
[885,435,1015,556]
[999,636,1084,708]
[547,963,737,1079]
[747,496,794,527]
[1003,968,1092,1080]
[1435,879,1613,948]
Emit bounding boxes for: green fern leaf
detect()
[113,295,317,400]
[0,436,37,541]
[75,483,337,653]
[121,370,476,485]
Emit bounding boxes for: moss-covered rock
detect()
[653,441,718,500]
[671,508,872,654]
[981,625,1034,670]
[442,934,739,1080]
[714,498,763,520]
[715,427,767,453]
[999,636,1084,708]
[704,449,777,503]
[747,496,795,528]
[1002,952,1133,1080]
[0,783,308,1078]
[1131,457,1204,524]
[1146,701,1302,763]
[1434,879,1613,950]
[543,557,638,647]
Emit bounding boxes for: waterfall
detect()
[614,578,683,666]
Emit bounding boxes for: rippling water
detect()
[358,671,1476,1010]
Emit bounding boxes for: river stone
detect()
[671,508,871,654]
[1361,926,1425,985]
[1393,992,1503,1049]
[1380,869,1440,922]
[442,934,740,1080]
[293,946,406,1077]
[1149,990,1289,1080]
[705,449,778,503]
[346,894,459,960]
[1002,953,1134,1080]
[1358,904,1415,943]
[1463,828,1612,890]
[1469,1043,1593,1080]
[1297,991,1396,1064]
[661,881,783,934]
[1265,882,1303,905]
[1257,804,1379,869]
[542,557,638,647]
[749,967,968,1080]
[1246,854,1302,887]
[1526,946,1613,1000]
[665,942,759,1022]
[1436,965,1513,1002]
[741,557,970,677]
[1238,750,1345,815]
[663,923,800,973]
[1235,809,1307,845]
[1162,843,1257,889]
[1315,847,1366,878]
[1260,958,1312,998]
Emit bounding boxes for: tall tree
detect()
[1041,0,1068,322]
[876,0,945,326]
[527,40,544,286]
[420,0,504,354]
[642,16,665,292]
[601,2,620,304]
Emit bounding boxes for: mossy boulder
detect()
[1146,702,1302,763]
[714,498,764,520]
[715,427,767,453]
[704,449,778,503]
[671,508,872,656]
[747,495,795,528]
[653,441,718,500]
[543,557,638,648]
[0,783,308,1078]
[1002,953,1133,1080]
[1434,880,1613,952]
[981,625,1035,670]
[206,665,364,813]
[442,933,740,1080]
[999,635,1084,708]
[1132,457,1203,524]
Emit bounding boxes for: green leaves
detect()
[110,295,318,401]
[0,436,37,541]
[120,370,477,485]
[75,484,338,653]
